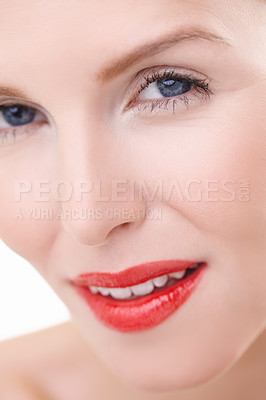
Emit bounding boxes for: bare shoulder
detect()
[0,321,81,399]
[0,321,76,372]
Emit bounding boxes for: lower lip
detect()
[72,263,207,332]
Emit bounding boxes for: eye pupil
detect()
[2,105,36,126]
[157,78,192,98]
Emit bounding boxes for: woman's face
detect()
[0,0,265,392]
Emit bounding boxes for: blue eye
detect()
[1,105,36,126]
[128,68,213,115]
[0,102,48,146]
[156,78,192,98]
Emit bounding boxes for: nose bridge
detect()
[54,117,146,246]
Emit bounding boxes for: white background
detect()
[0,240,70,341]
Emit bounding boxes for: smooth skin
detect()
[0,0,266,399]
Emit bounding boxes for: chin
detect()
[94,328,260,394]
[105,353,234,393]
[76,328,233,393]
[66,274,266,394]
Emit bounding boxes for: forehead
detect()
[0,0,257,55]
[0,0,262,107]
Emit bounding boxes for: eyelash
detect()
[126,68,213,114]
[0,69,212,146]
[0,101,46,146]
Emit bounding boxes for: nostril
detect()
[104,222,131,243]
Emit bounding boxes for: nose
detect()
[60,183,146,247]
[54,121,147,247]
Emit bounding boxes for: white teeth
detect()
[98,287,111,296]
[109,287,132,300]
[88,266,199,299]
[89,286,99,294]
[131,279,154,296]
[152,274,168,287]
[168,269,186,279]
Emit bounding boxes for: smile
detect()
[70,260,207,332]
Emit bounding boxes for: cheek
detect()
[0,138,59,266]
[184,94,266,243]
[132,90,266,245]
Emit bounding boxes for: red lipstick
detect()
[70,260,207,332]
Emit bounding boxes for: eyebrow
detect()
[95,27,232,84]
[0,28,231,102]
[0,86,31,102]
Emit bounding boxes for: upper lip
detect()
[69,259,204,288]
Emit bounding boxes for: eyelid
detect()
[0,96,57,129]
[121,66,212,117]
[122,65,210,111]
[0,97,58,148]
[132,65,208,84]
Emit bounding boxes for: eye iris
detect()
[156,78,192,98]
[2,105,36,126]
